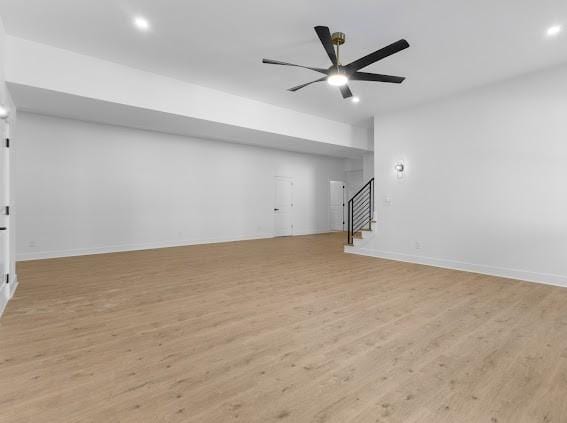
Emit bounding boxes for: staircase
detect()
[345,178,375,251]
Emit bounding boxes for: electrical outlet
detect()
[414,241,422,250]
[28,240,37,248]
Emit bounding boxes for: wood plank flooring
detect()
[1,233,567,422]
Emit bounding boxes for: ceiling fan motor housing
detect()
[331,32,345,46]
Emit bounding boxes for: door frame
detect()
[0,116,13,316]
[329,180,346,232]
[273,176,294,237]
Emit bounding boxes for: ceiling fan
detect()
[262,26,409,100]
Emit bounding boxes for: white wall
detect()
[362,153,374,184]
[0,18,5,103]
[6,36,369,151]
[344,154,374,197]
[365,62,567,286]
[0,15,7,313]
[0,15,18,315]
[344,158,363,201]
[15,112,346,260]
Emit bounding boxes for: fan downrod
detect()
[331,32,345,46]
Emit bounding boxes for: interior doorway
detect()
[0,115,12,312]
[0,120,6,284]
[274,176,294,237]
[329,180,345,232]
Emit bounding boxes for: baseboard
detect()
[16,233,277,261]
[292,229,336,237]
[10,276,19,298]
[0,274,18,318]
[16,230,333,261]
[0,290,7,318]
[346,247,567,288]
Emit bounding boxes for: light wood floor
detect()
[1,233,567,422]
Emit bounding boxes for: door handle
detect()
[274,208,279,211]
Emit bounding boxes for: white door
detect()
[274,177,293,236]
[329,181,345,231]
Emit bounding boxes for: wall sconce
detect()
[0,105,10,120]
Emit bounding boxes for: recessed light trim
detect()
[133,16,150,31]
[546,25,562,38]
[0,105,9,120]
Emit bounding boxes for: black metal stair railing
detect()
[347,178,374,246]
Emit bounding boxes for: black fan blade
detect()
[345,39,410,72]
[314,26,337,65]
[339,85,353,99]
[288,77,327,92]
[351,72,405,84]
[262,59,328,75]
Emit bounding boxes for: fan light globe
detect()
[327,73,348,86]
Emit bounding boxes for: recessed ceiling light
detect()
[133,16,150,31]
[0,105,9,119]
[546,25,562,38]
[351,96,360,103]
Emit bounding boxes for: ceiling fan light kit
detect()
[327,73,348,86]
[262,25,409,100]
[327,31,348,86]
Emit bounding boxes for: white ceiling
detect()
[1,0,567,124]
